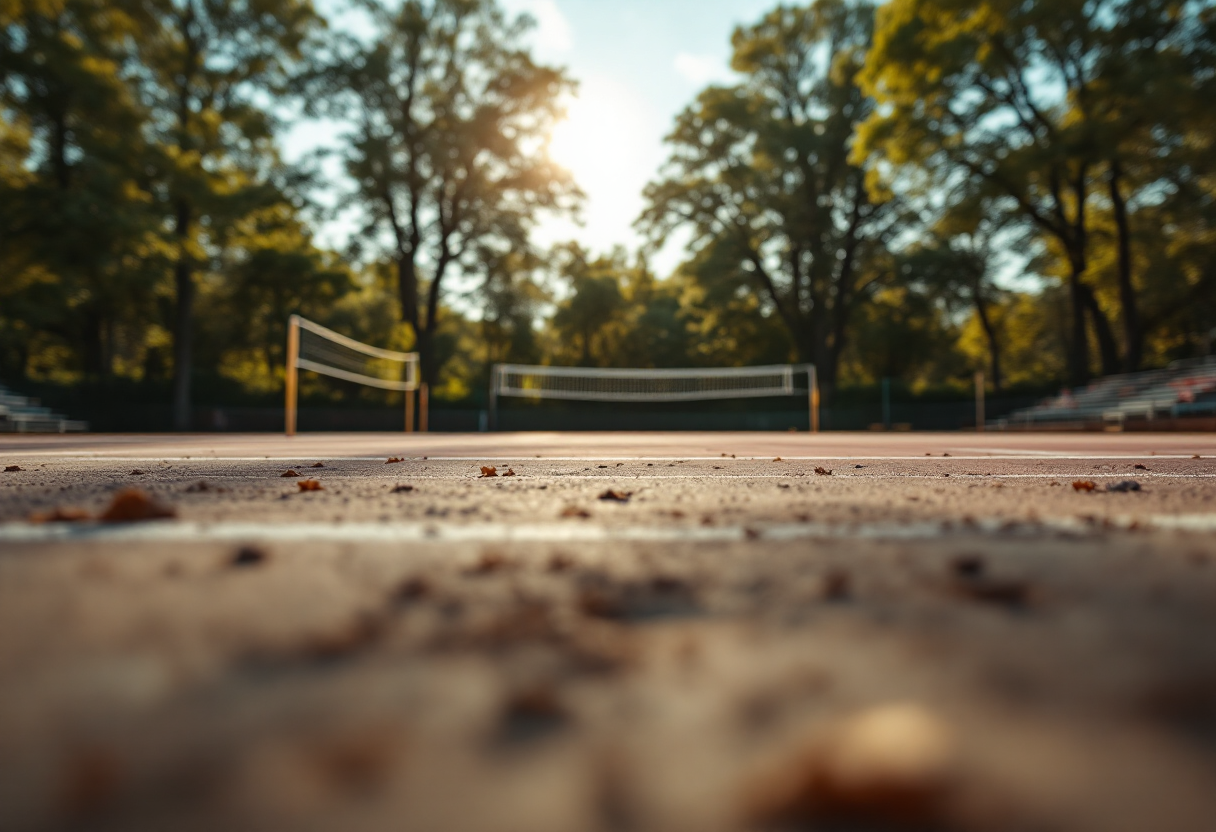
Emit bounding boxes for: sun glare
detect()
[548,82,645,195]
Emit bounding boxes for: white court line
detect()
[2,514,1216,545]
[0,455,1210,462]
[157,472,1216,481]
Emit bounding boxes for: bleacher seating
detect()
[0,383,88,433]
[1000,357,1216,428]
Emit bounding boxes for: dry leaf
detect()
[386,457,404,464]
[99,488,176,523]
[772,456,783,462]
[547,553,574,571]
[390,484,415,493]
[598,489,633,502]
[230,546,267,567]
[1134,464,1148,470]
[1072,480,1098,492]
[560,506,591,518]
[466,551,511,575]
[30,507,91,524]
[281,469,300,478]
[503,468,517,477]
[311,462,325,468]
[814,467,833,476]
[743,703,956,829]
[480,466,498,478]
[4,465,22,472]
[298,479,324,492]
[129,469,145,476]
[822,569,850,601]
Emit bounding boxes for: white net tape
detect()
[294,316,419,392]
[493,364,813,403]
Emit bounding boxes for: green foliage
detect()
[641,0,900,399]
[3,0,1215,421]
[307,0,578,385]
[859,0,1216,385]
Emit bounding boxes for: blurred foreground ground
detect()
[1,433,1215,832]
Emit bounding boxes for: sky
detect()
[288,0,779,277]
[497,0,777,272]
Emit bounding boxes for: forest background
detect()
[2,0,1214,429]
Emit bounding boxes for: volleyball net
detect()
[285,315,422,435]
[489,363,819,431]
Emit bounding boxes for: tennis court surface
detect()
[3,431,1216,831]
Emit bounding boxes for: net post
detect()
[488,365,499,432]
[405,386,415,433]
[420,383,429,432]
[809,365,820,433]
[285,315,299,437]
[975,370,985,432]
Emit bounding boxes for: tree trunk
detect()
[973,288,1003,393]
[1065,257,1091,388]
[1078,284,1121,376]
[1108,160,1142,372]
[172,200,193,431]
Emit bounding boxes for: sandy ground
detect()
[2,433,1216,832]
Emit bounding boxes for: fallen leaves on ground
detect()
[30,507,92,524]
[1072,480,1098,492]
[298,479,323,492]
[99,488,176,523]
[311,462,325,468]
[479,466,498,478]
[129,469,145,476]
[773,456,783,462]
[822,569,851,601]
[229,546,267,568]
[1106,480,1142,493]
[386,457,404,464]
[281,469,300,478]
[503,468,517,477]
[743,703,958,830]
[390,484,415,493]
[560,506,591,518]
[465,550,512,575]
[598,489,633,502]
[1134,464,1148,470]
[4,465,23,472]
[814,467,833,476]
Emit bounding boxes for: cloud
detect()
[504,0,573,53]
[673,52,730,85]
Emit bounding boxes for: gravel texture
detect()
[1,434,1215,832]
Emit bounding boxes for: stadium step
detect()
[0,383,88,433]
[1001,357,1216,427]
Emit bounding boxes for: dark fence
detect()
[55,394,1039,433]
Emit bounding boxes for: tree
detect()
[0,0,163,381]
[857,0,1213,384]
[310,0,577,387]
[642,0,897,401]
[899,197,1023,391]
[136,0,321,428]
[478,247,547,367]
[550,245,627,367]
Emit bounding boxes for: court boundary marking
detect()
[2,513,1215,544]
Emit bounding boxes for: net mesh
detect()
[295,317,419,392]
[493,364,812,403]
